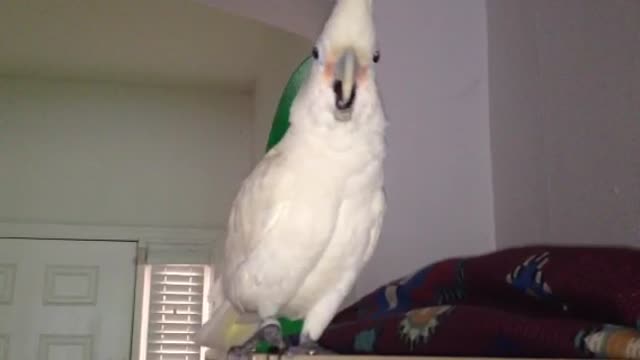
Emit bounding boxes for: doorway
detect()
[0,238,138,360]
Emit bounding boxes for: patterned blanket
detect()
[318,245,640,359]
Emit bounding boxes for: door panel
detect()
[0,238,137,360]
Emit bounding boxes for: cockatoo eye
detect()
[312,47,320,60]
[373,50,380,63]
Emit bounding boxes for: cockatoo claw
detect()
[283,335,335,357]
[227,346,254,360]
[262,323,287,350]
[226,321,286,360]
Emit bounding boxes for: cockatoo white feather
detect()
[196,0,386,357]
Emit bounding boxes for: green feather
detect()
[265,56,312,152]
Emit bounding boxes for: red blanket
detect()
[319,245,640,359]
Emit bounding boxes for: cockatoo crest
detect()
[317,0,376,63]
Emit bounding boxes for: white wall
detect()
[0,77,253,229]
[355,0,495,297]
[488,0,640,248]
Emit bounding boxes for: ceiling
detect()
[199,0,333,41]
[0,0,311,89]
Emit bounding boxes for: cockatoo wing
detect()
[223,149,342,317]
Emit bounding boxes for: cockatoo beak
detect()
[333,47,358,119]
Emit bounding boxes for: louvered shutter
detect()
[145,264,208,360]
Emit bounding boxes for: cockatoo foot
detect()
[227,346,255,360]
[283,335,335,356]
[261,323,286,350]
[284,343,335,356]
[226,320,285,360]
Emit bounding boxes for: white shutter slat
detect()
[148,330,198,335]
[154,291,203,296]
[148,349,200,354]
[152,309,201,315]
[150,300,202,305]
[145,264,207,359]
[152,281,204,286]
[149,304,201,314]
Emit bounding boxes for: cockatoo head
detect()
[291,0,381,127]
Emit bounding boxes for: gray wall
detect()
[358,0,495,296]
[0,78,253,228]
[488,0,640,248]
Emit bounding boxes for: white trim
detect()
[200,265,213,360]
[136,265,152,360]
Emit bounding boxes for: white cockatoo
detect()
[196,0,386,358]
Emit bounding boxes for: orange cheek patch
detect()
[357,66,370,84]
[323,62,335,83]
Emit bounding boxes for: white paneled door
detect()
[0,238,137,360]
